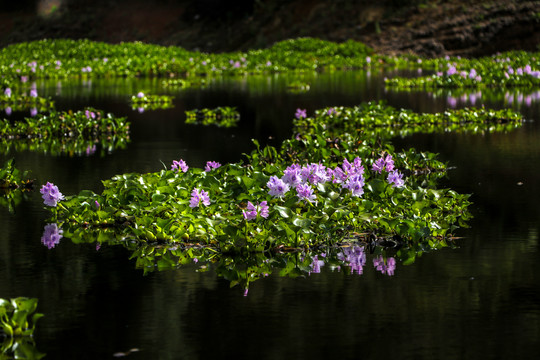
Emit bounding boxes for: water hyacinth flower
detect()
[387,170,405,188]
[4,88,11,97]
[21,76,28,83]
[372,154,394,173]
[343,174,365,197]
[137,92,145,98]
[30,108,37,117]
[189,188,210,208]
[295,108,307,119]
[204,161,221,172]
[309,255,326,274]
[242,201,269,221]
[40,182,65,207]
[282,164,302,186]
[296,183,316,203]
[85,109,96,119]
[171,159,188,173]
[5,107,12,116]
[267,176,290,198]
[30,89,38,98]
[300,163,329,184]
[41,223,63,249]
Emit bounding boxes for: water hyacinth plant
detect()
[40,102,517,257]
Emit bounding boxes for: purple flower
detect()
[85,110,96,119]
[300,163,329,184]
[40,182,65,207]
[189,188,210,208]
[266,61,272,66]
[94,200,100,209]
[205,161,221,172]
[327,107,336,116]
[282,164,302,186]
[296,183,316,203]
[242,201,269,221]
[21,76,28,83]
[267,176,290,198]
[30,89,38,98]
[446,66,457,76]
[372,154,394,173]
[30,108,37,117]
[343,174,365,197]
[41,223,63,249]
[387,170,405,188]
[137,92,145,98]
[171,159,188,173]
[4,88,11,97]
[295,108,307,119]
[5,107,12,116]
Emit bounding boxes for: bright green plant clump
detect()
[43,103,527,255]
[0,297,43,337]
[185,107,240,127]
[386,50,540,89]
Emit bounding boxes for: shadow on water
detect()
[1,69,540,359]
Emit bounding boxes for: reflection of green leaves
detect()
[0,159,33,212]
[0,297,43,338]
[185,107,240,128]
[0,108,130,156]
[1,336,46,360]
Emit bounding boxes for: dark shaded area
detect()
[0,0,539,57]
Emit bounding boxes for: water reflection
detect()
[40,223,63,249]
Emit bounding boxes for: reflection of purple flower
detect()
[30,108,37,117]
[189,188,210,208]
[40,182,65,207]
[373,255,396,276]
[4,88,11,97]
[204,161,221,172]
[387,170,405,188]
[30,89,38,98]
[295,108,307,119]
[5,107,12,116]
[267,176,290,198]
[171,159,188,173]
[310,255,325,274]
[337,246,366,274]
[242,201,269,221]
[41,223,63,249]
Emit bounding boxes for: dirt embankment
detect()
[0,0,538,57]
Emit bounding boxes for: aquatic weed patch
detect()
[386,51,540,89]
[40,103,526,255]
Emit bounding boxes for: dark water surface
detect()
[1,70,539,359]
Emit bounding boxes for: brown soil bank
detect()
[0,0,539,57]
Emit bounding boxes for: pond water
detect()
[1,70,539,359]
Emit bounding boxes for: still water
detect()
[1,70,539,359]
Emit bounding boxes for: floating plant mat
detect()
[41,103,524,255]
[130,92,174,111]
[0,108,130,156]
